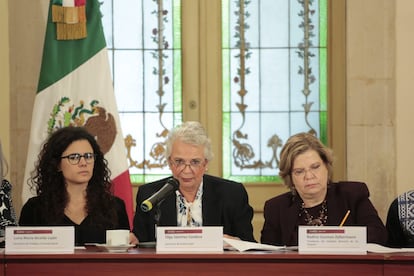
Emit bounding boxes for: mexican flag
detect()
[22,0,134,227]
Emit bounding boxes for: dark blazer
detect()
[386,197,414,248]
[260,181,387,246]
[19,196,130,246]
[132,174,255,242]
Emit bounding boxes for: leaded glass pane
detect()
[102,0,182,182]
[222,0,327,182]
[113,50,143,111]
[114,0,143,48]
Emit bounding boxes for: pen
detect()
[339,210,350,227]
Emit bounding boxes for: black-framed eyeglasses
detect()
[61,153,96,165]
[169,158,206,171]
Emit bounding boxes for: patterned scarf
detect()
[398,190,414,237]
[176,183,203,227]
[0,179,18,237]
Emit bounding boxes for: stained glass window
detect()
[101,0,327,184]
[222,0,327,183]
[101,0,182,183]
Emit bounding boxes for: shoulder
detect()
[139,177,171,192]
[111,196,129,214]
[112,196,126,206]
[264,190,294,208]
[389,190,414,212]
[389,196,398,208]
[387,197,398,215]
[203,174,242,186]
[1,179,11,190]
[22,196,42,209]
[203,174,246,192]
[398,190,414,201]
[328,181,370,198]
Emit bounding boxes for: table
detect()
[3,248,414,275]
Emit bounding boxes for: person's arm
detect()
[114,197,130,230]
[358,198,388,245]
[0,180,18,227]
[228,183,255,242]
[386,198,405,247]
[260,200,280,245]
[113,197,139,245]
[18,198,39,225]
[350,182,388,245]
[132,185,155,242]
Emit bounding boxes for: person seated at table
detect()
[0,140,18,240]
[132,121,255,243]
[260,132,387,246]
[19,127,130,246]
[386,190,414,247]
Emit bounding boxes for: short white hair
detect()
[165,121,214,161]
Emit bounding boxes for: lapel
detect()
[283,196,301,242]
[201,176,222,225]
[157,192,178,226]
[325,183,347,225]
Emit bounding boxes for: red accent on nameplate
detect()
[306,229,345,234]
[13,230,53,235]
[75,0,86,6]
[164,229,203,234]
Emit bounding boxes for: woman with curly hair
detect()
[19,127,130,245]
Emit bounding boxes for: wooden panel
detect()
[5,249,411,276]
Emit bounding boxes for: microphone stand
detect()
[154,204,162,241]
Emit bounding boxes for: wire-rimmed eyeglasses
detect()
[169,158,206,171]
[61,153,96,165]
[291,163,322,178]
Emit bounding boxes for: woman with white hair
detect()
[132,121,255,243]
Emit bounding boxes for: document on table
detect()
[223,238,290,252]
[367,243,414,253]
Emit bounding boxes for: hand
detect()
[223,234,240,250]
[129,232,139,245]
[223,234,240,240]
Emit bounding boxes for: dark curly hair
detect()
[29,126,118,228]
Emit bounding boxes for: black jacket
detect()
[19,196,130,245]
[132,174,255,242]
[386,196,414,248]
[261,181,387,246]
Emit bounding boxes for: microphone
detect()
[140,178,179,212]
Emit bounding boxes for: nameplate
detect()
[5,226,75,254]
[156,226,223,252]
[298,226,367,254]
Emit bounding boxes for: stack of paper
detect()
[223,238,289,252]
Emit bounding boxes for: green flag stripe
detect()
[37,0,106,93]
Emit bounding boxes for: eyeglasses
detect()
[169,158,206,171]
[61,153,96,165]
[291,163,322,178]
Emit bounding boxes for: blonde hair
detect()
[279,132,333,194]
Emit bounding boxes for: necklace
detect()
[300,200,328,226]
